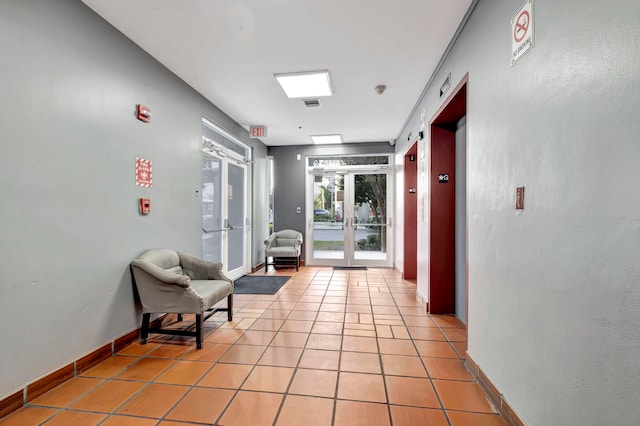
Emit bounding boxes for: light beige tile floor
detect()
[0,267,506,425]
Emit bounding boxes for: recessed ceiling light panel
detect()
[311,134,342,145]
[275,71,333,99]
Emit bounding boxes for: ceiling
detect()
[81,0,473,146]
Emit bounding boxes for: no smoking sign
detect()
[511,0,534,66]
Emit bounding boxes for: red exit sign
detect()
[250,125,267,138]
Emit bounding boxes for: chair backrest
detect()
[138,249,183,275]
[275,229,302,247]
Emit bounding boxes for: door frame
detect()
[225,159,250,280]
[201,150,251,280]
[428,74,468,321]
[201,118,252,281]
[305,162,394,268]
[403,142,419,280]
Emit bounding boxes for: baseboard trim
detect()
[464,353,526,426]
[114,328,142,354]
[76,344,113,376]
[26,363,74,403]
[414,290,428,314]
[502,397,526,426]
[0,315,164,420]
[0,390,23,419]
[251,263,265,273]
[252,260,305,274]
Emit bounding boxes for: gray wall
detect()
[0,0,267,398]
[268,142,394,258]
[394,0,640,424]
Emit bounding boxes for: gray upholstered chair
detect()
[130,249,233,349]
[264,229,303,272]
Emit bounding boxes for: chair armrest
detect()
[264,233,277,249]
[130,259,191,288]
[178,252,232,285]
[295,234,303,247]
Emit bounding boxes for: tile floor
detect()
[0,267,506,426]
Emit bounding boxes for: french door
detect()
[306,168,393,268]
[202,153,250,280]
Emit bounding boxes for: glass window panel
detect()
[202,157,222,263]
[227,163,245,270]
[202,123,247,157]
[353,173,388,261]
[313,173,344,260]
[308,156,389,167]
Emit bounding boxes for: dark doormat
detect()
[333,266,368,270]
[233,275,291,294]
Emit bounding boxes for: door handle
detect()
[202,228,229,233]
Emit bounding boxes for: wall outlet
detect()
[296,207,301,213]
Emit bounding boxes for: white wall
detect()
[393,156,405,275]
[395,0,640,424]
[455,117,467,325]
[0,0,268,398]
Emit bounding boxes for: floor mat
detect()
[332,266,368,270]
[233,275,291,294]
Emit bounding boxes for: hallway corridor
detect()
[1,267,505,425]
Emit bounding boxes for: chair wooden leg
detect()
[265,256,269,273]
[227,294,233,321]
[195,314,204,349]
[141,313,150,344]
[296,255,300,271]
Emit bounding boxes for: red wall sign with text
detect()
[135,158,152,187]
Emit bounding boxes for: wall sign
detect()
[511,0,534,66]
[516,186,525,210]
[438,174,449,183]
[135,158,152,187]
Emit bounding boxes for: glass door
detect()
[307,167,392,268]
[202,154,250,280]
[311,172,346,262]
[226,161,249,279]
[202,155,223,265]
[351,172,390,265]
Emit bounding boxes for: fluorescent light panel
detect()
[311,134,342,144]
[275,71,333,98]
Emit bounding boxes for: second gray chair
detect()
[264,229,303,272]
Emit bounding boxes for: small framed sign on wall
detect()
[136,157,152,187]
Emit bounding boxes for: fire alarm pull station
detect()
[139,198,150,215]
[136,104,152,123]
